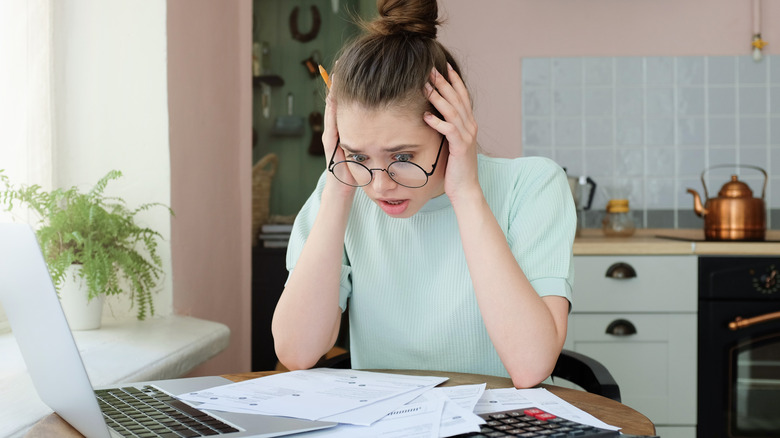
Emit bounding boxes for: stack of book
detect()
[258,223,293,248]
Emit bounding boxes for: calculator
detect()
[454,406,621,437]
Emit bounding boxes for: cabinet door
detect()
[564,313,697,426]
[573,255,696,312]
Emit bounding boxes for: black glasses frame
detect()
[327,135,446,188]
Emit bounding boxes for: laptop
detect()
[0,223,336,438]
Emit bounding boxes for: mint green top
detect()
[286,155,576,378]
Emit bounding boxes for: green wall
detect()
[252,0,364,217]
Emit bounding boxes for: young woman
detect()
[271,0,575,388]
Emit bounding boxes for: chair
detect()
[312,348,621,403]
[551,349,621,402]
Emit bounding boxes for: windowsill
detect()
[0,315,230,438]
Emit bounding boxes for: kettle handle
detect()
[700,164,767,200]
[583,177,597,210]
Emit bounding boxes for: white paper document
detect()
[295,385,486,438]
[179,368,447,422]
[474,387,621,431]
[300,396,446,438]
[179,370,621,437]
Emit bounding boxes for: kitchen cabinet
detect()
[564,255,697,438]
[251,245,287,371]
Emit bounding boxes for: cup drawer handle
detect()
[606,319,637,336]
[605,262,637,279]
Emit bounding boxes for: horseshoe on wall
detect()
[289,6,321,43]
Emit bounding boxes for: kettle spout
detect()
[687,189,708,217]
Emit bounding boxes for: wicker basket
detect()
[252,153,279,245]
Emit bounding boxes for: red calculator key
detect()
[536,412,557,421]
[523,408,545,416]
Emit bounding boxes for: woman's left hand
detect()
[423,64,480,202]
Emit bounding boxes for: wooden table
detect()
[26,370,656,437]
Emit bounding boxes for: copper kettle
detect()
[687,165,767,241]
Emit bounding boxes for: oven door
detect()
[699,300,780,437]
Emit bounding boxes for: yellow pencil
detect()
[318,65,331,89]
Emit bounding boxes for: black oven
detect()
[698,256,780,437]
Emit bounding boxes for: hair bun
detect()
[369,0,440,39]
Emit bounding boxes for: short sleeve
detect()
[285,171,353,312]
[505,158,576,305]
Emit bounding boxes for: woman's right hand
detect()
[322,87,360,193]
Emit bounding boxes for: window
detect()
[0,0,53,333]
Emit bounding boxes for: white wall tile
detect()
[708,56,737,85]
[521,55,777,227]
[523,88,551,116]
[646,177,676,208]
[584,58,613,86]
[522,58,551,87]
[616,57,643,86]
[556,148,584,175]
[552,58,582,86]
[739,117,768,146]
[616,118,644,147]
[709,147,738,166]
[646,57,674,86]
[739,146,769,168]
[771,141,780,170]
[553,89,582,116]
[677,57,705,85]
[646,118,675,146]
[616,148,644,176]
[770,87,780,115]
[770,55,780,84]
[709,117,737,146]
[646,146,676,176]
[553,118,582,146]
[584,89,613,117]
[771,117,780,144]
[678,147,706,176]
[708,87,737,116]
[583,147,614,177]
[615,88,643,117]
[646,87,675,117]
[770,178,780,209]
[678,87,705,116]
[522,119,551,146]
[584,118,614,147]
[679,118,706,146]
[738,56,768,85]
[739,87,768,115]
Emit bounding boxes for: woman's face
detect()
[336,103,447,218]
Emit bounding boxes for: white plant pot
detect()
[59,265,104,330]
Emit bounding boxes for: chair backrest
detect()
[552,349,621,402]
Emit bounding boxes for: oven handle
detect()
[728,311,780,331]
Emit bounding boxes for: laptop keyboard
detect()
[452,407,620,437]
[95,385,239,437]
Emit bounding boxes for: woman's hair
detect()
[330,0,465,118]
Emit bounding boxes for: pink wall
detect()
[167,0,253,375]
[438,0,779,157]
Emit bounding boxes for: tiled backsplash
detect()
[521,55,780,229]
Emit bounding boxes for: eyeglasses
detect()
[328,135,445,188]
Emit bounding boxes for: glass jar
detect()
[602,199,636,237]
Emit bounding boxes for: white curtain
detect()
[0,0,53,332]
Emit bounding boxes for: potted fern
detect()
[0,169,171,328]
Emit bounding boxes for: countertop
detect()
[574,228,780,256]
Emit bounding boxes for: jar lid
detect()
[607,199,630,213]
